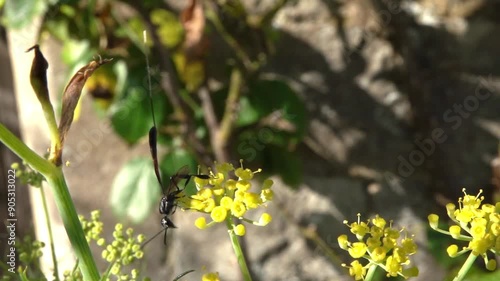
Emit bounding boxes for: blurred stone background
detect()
[2,0,500,280]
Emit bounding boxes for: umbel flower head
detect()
[178,161,273,236]
[78,211,147,281]
[338,214,419,280]
[428,189,500,271]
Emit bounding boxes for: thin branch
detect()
[205,2,255,72]
[218,68,242,146]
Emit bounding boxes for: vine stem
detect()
[0,123,100,280]
[225,218,252,281]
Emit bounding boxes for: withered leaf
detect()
[57,56,113,164]
[180,0,207,59]
[27,45,50,106]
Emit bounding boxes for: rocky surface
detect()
[6,0,500,280]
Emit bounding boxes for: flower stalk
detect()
[226,218,252,281]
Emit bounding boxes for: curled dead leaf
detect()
[27,45,50,107]
[180,0,208,60]
[56,56,113,165]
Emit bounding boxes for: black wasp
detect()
[148,126,209,244]
[144,37,209,245]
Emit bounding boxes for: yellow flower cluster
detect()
[178,161,273,236]
[428,189,500,270]
[202,272,220,281]
[79,211,147,281]
[338,214,418,280]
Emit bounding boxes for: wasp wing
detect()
[148,126,165,194]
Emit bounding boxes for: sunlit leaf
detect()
[212,88,260,127]
[151,9,184,48]
[266,146,302,188]
[173,52,205,92]
[110,62,172,144]
[110,157,161,224]
[247,79,307,140]
[1,0,48,28]
[61,39,91,65]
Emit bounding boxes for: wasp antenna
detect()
[141,226,166,249]
[143,30,157,129]
[173,270,195,281]
[144,30,164,191]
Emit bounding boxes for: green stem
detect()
[365,263,378,281]
[219,68,242,143]
[453,252,477,281]
[225,218,252,281]
[0,123,100,280]
[0,123,54,176]
[39,100,61,164]
[39,185,60,280]
[46,171,100,280]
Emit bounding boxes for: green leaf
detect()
[427,227,466,268]
[61,39,92,66]
[265,146,302,188]
[212,88,260,127]
[220,79,308,140]
[151,9,184,48]
[464,267,500,281]
[110,157,161,224]
[1,0,47,29]
[247,79,307,139]
[160,148,200,195]
[111,67,171,144]
[236,96,261,126]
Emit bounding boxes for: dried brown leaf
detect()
[180,0,207,59]
[56,56,112,165]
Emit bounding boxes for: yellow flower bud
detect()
[338,235,349,250]
[371,247,386,262]
[235,167,253,180]
[220,196,233,210]
[211,206,227,222]
[348,260,366,280]
[195,217,207,229]
[225,179,237,190]
[202,272,220,281]
[231,201,246,218]
[449,225,461,238]
[348,242,367,259]
[262,178,274,189]
[234,224,246,236]
[486,259,497,271]
[236,180,251,191]
[259,213,272,226]
[447,244,459,257]
[428,214,439,229]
